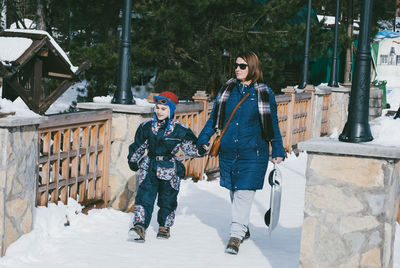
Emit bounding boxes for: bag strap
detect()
[219,92,250,138]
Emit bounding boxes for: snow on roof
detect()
[9,19,36,30]
[3,29,78,73]
[0,37,33,63]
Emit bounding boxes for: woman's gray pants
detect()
[229,190,256,239]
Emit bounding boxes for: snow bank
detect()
[0,97,40,117]
[370,116,400,145]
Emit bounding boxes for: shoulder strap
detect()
[219,92,250,138]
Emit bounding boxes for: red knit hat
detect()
[158,91,178,104]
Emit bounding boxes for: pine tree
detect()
[130,0,331,97]
[2,0,397,101]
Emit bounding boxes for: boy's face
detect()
[155,104,170,120]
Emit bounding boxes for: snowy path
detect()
[0,154,306,268]
[0,153,398,268]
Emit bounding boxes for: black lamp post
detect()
[339,0,373,143]
[299,0,312,89]
[112,0,134,104]
[328,0,340,87]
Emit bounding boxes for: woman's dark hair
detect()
[236,51,263,83]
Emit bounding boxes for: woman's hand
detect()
[272,157,283,164]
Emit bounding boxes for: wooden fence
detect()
[37,109,112,208]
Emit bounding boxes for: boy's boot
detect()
[156,226,170,239]
[225,237,241,255]
[128,225,145,243]
[242,228,250,242]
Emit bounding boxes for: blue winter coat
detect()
[127,118,201,190]
[198,81,285,191]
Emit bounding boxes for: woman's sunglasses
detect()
[154,97,168,104]
[234,63,248,70]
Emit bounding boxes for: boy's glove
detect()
[129,161,139,171]
[197,144,207,156]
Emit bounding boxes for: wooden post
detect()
[33,57,43,110]
[192,91,209,180]
[304,84,315,140]
[102,115,112,206]
[282,86,295,152]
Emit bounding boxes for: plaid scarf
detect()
[213,78,274,141]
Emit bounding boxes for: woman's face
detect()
[235,57,249,82]
[155,104,170,120]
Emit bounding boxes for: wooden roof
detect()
[0,30,90,114]
[0,30,90,79]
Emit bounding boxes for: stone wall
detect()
[77,103,153,212]
[299,138,400,267]
[0,117,42,256]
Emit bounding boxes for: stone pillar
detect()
[326,84,351,135]
[0,116,42,256]
[298,138,400,267]
[311,86,331,138]
[369,86,383,121]
[77,102,153,212]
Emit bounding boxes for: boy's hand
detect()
[129,161,139,171]
[196,144,208,156]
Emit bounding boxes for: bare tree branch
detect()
[219,25,288,34]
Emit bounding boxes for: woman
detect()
[197,51,285,255]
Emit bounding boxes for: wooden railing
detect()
[277,86,318,152]
[39,87,329,203]
[174,102,204,180]
[37,109,112,208]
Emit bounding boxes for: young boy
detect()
[127,91,205,242]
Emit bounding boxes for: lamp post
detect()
[328,0,340,87]
[112,0,134,104]
[339,0,373,143]
[299,0,312,89]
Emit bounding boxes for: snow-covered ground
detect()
[0,85,399,267]
[0,154,307,268]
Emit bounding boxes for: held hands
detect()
[196,144,209,157]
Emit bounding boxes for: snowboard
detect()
[264,163,282,236]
